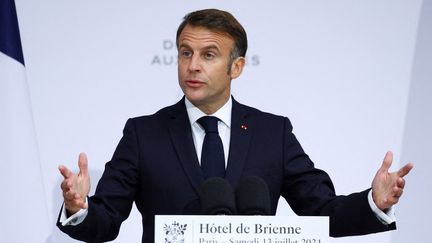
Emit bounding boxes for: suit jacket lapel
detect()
[226,98,253,187]
[167,98,204,194]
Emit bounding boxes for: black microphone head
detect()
[236,176,271,215]
[199,177,237,215]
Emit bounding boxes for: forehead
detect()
[178,24,234,50]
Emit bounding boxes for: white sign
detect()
[155,215,329,243]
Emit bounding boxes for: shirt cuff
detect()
[367,190,396,225]
[59,197,89,226]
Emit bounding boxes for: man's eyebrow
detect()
[178,43,220,51]
[179,43,191,49]
[202,45,220,51]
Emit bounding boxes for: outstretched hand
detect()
[372,151,414,211]
[58,153,91,215]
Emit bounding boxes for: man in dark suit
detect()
[57,9,413,243]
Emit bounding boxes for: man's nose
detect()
[188,55,201,73]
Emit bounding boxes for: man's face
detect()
[177,24,244,114]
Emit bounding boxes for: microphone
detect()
[236,176,271,215]
[199,177,237,215]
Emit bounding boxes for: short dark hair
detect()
[176,9,248,60]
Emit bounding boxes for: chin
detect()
[184,90,206,102]
[185,96,204,106]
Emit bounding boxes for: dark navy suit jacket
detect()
[58,98,395,242]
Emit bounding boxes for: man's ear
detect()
[229,57,246,79]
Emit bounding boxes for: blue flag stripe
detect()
[0,0,25,65]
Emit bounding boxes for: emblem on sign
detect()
[164,221,187,243]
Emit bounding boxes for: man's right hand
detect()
[59,152,91,215]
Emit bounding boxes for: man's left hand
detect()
[372,151,414,211]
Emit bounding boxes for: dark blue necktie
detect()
[198,116,225,179]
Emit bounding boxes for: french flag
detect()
[0,0,51,242]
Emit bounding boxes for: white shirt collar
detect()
[185,97,232,128]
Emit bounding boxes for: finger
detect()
[396,177,405,188]
[66,192,82,202]
[75,200,87,210]
[389,197,399,205]
[78,152,89,177]
[393,186,403,197]
[73,193,82,201]
[72,194,87,209]
[379,151,393,173]
[63,190,77,200]
[63,193,75,201]
[58,165,73,179]
[60,179,71,192]
[397,162,414,177]
[62,181,82,201]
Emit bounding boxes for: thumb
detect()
[78,152,89,177]
[379,151,393,173]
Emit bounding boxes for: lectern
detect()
[155,215,329,243]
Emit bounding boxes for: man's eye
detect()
[182,51,192,57]
[204,52,215,60]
